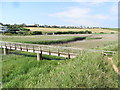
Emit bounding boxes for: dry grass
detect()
[25,27,117,33]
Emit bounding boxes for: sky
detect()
[0,0,118,28]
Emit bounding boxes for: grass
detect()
[2,35,86,45]
[1,49,119,88]
[96,43,118,51]
[25,27,118,33]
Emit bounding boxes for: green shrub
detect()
[85,30,92,34]
[30,31,42,35]
[111,32,115,34]
[100,32,104,34]
[4,33,13,36]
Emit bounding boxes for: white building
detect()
[0,25,8,32]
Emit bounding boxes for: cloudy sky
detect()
[0,0,118,28]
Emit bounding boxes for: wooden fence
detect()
[0,41,116,61]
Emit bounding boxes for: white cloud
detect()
[49,7,91,19]
[49,7,110,26]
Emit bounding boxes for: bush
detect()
[54,31,92,34]
[111,32,115,34]
[78,31,85,34]
[85,30,92,34]
[100,32,104,34]
[4,33,13,36]
[22,28,30,31]
[17,31,30,35]
[29,31,42,35]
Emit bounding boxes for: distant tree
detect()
[0,22,3,25]
[20,23,26,27]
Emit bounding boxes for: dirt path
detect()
[107,57,120,76]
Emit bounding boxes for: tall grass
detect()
[2,50,118,88]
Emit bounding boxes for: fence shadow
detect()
[9,51,66,60]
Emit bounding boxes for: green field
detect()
[1,47,119,88]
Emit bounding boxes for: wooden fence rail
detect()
[0,42,78,60]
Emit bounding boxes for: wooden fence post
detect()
[49,47,51,55]
[20,44,22,51]
[68,50,70,59]
[26,45,28,52]
[4,47,8,55]
[37,50,42,61]
[58,49,60,56]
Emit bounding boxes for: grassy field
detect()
[1,35,87,45]
[1,47,119,88]
[25,27,118,33]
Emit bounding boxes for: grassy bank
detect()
[2,49,118,88]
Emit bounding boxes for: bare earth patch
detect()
[107,57,120,76]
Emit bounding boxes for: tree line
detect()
[1,23,102,29]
